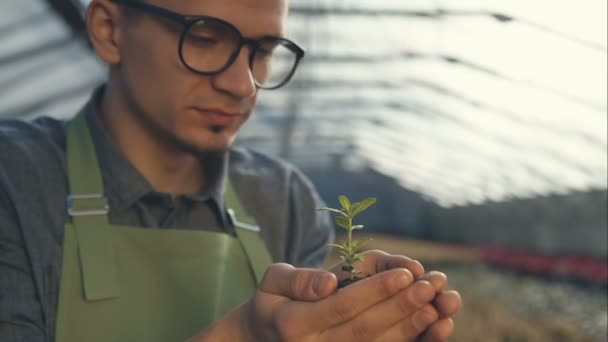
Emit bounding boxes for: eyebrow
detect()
[251,33,287,40]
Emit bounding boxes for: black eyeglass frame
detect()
[109,0,305,90]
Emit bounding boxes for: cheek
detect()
[237,98,257,126]
[122,41,193,127]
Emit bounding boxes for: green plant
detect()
[319,195,377,282]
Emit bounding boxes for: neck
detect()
[97,86,206,196]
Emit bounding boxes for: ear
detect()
[86,0,124,65]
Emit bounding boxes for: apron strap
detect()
[224,182,273,286]
[67,111,120,301]
[67,108,272,298]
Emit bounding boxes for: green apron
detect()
[55,112,273,341]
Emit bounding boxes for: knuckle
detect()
[377,269,413,297]
[289,271,307,296]
[378,271,398,295]
[369,249,388,266]
[420,304,439,321]
[367,249,386,257]
[409,306,439,336]
[262,263,290,285]
[397,283,429,315]
[265,263,284,277]
[392,255,411,265]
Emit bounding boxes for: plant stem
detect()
[347,218,354,281]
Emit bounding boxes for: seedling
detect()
[319,195,376,287]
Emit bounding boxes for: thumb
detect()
[259,263,337,301]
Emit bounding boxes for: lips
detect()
[192,108,241,126]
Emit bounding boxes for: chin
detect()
[199,134,238,152]
[198,142,232,153]
[173,120,242,152]
[166,130,232,155]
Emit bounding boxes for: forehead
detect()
[151,0,287,36]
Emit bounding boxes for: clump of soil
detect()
[338,277,364,288]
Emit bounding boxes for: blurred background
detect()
[1,0,606,341]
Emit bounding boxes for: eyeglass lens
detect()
[181,20,299,89]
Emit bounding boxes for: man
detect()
[0,0,461,340]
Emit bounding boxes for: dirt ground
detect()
[323,233,606,342]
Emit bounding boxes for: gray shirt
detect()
[0,94,334,341]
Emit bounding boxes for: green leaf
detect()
[352,225,365,230]
[357,238,373,251]
[328,243,346,251]
[351,198,377,217]
[317,208,348,217]
[338,195,351,211]
[358,250,372,257]
[349,238,370,251]
[337,246,350,255]
[353,256,365,263]
[335,216,350,229]
[348,202,359,216]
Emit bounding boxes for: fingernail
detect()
[411,282,434,306]
[313,274,328,295]
[394,271,412,290]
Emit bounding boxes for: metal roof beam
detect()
[45,0,87,39]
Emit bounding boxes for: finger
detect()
[282,268,414,333]
[259,263,337,301]
[373,251,425,278]
[417,318,454,342]
[375,304,439,342]
[323,281,436,342]
[417,271,448,293]
[434,290,462,318]
[330,250,425,279]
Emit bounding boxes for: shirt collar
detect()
[82,87,228,213]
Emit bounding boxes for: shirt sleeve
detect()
[286,167,335,268]
[0,165,46,341]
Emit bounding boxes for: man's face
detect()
[115,0,287,152]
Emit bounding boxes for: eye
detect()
[256,48,273,58]
[256,42,280,58]
[185,21,228,48]
[187,34,219,47]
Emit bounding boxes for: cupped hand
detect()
[190,254,461,342]
[245,263,439,341]
[329,250,462,341]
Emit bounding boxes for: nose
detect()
[211,46,257,98]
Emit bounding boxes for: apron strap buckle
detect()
[227,208,260,232]
[67,194,109,217]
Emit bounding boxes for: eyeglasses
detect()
[109,0,305,90]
